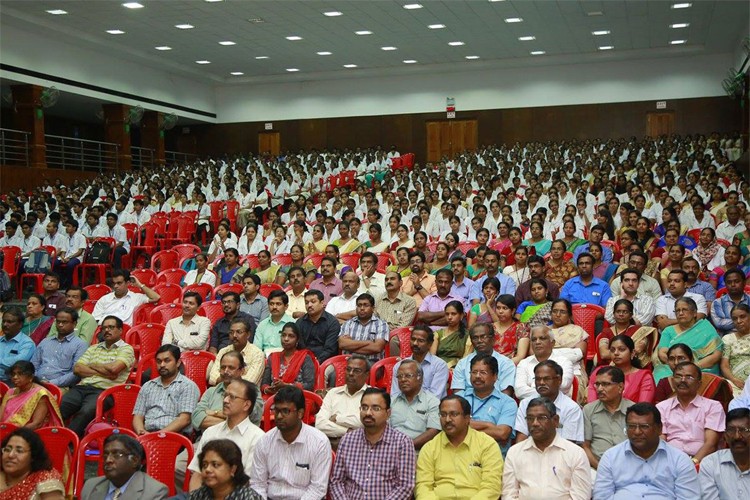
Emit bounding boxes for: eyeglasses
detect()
[626,423,654,431]
[470,334,492,340]
[1,446,29,455]
[524,415,552,423]
[345,368,366,374]
[396,373,419,380]
[224,393,247,402]
[439,411,465,419]
[673,374,697,382]
[593,382,617,388]
[470,370,492,377]
[359,405,384,413]
[102,451,133,460]
[725,426,750,437]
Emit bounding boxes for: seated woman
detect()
[548,299,589,394]
[545,239,577,288]
[21,295,54,345]
[208,223,239,262]
[357,222,388,254]
[332,220,360,255]
[0,427,64,499]
[430,301,471,369]
[489,222,512,254]
[503,246,531,288]
[515,278,553,328]
[237,223,266,257]
[501,227,525,266]
[587,335,655,403]
[444,232,463,261]
[182,253,217,287]
[428,242,451,275]
[389,224,414,255]
[466,245,487,278]
[658,243,687,290]
[305,224,329,255]
[654,206,680,238]
[260,323,316,399]
[413,231,433,263]
[523,221,552,257]
[653,297,723,383]
[387,247,412,278]
[217,248,247,285]
[322,245,353,276]
[267,225,293,257]
[289,220,313,248]
[589,242,618,283]
[635,216,658,254]
[559,220,586,254]
[597,299,657,368]
[487,294,529,365]
[254,250,283,285]
[189,439,262,500]
[732,211,750,265]
[709,244,749,289]
[654,343,733,409]
[721,303,750,397]
[0,361,63,430]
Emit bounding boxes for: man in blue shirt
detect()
[709,268,750,336]
[0,308,35,383]
[572,225,613,264]
[469,249,516,304]
[698,408,750,499]
[594,402,700,499]
[451,323,515,397]
[390,325,449,399]
[560,253,612,307]
[32,307,87,388]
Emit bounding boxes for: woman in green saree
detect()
[430,300,471,369]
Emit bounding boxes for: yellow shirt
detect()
[208,342,265,386]
[416,428,503,499]
[76,340,135,389]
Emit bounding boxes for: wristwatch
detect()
[415,285,423,291]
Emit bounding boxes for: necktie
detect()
[112,487,122,500]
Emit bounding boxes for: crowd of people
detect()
[0,133,749,498]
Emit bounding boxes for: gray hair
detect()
[398,359,424,379]
[348,353,371,371]
[527,397,557,417]
[530,325,554,342]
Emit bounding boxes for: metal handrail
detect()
[165,150,198,165]
[131,146,154,169]
[0,128,30,167]
[45,134,120,171]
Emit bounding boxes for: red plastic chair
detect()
[77,237,116,286]
[130,222,158,265]
[225,200,240,233]
[457,241,479,254]
[375,252,396,273]
[340,252,361,269]
[125,323,166,361]
[717,238,731,248]
[183,282,213,301]
[0,382,8,398]
[172,243,202,262]
[156,267,187,285]
[180,350,215,395]
[213,283,243,299]
[150,303,182,324]
[208,201,224,232]
[686,228,702,241]
[571,303,607,362]
[138,431,194,496]
[36,427,78,495]
[82,299,97,314]
[369,357,400,392]
[133,356,157,385]
[94,384,141,431]
[0,422,18,443]
[272,253,293,266]
[389,327,414,358]
[198,300,225,325]
[0,245,21,286]
[259,283,283,298]
[153,283,183,304]
[315,354,351,391]
[75,427,138,497]
[18,246,56,299]
[262,390,323,430]
[572,376,579,402]
[132,302,157,326]
[151,250,180,274]
[131,268,157,287]
[40,381,63,405]
[165,216,196,247]
[241,254,260,269]
[83,284,112,301]
[304,252,325,268]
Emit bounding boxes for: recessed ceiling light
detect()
[286,68,300,72]
[599,45,614,50]
[205,0,224,2]
[465,55,480,60]
[592,30,610,35]
[317,51,332,56]
[255,56,269,60]
[428,24,446,29]
[343,64,358,68]
[46,9,67,15]
[286,35,303,41]
[381,46,398,51]
[505,17,523,23]
[518,36,536,41]
[175,24,194,29]
[670,39,687,44]
[230,71,244,76]
[448,41,465,46]
[219,41,236,46]
[122,2,143,9]
[247,18,265,23]
[672,3,692,9]
[403,4,423,9]
[670,23,690,28]
[530,50,546,55]
[355,30,372,35]
[106,29,126,35]
[488,0,505,2]
[323,11,343,17]
[587,11,604,16]
[154,46,172,51]
[403,59,418,64]
[195,60,211,64]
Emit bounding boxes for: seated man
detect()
[515,255,561,304]
[559,253,611,307]
[604,269,656,327]
[515,326,575,400]
[401,251,437,307]
[254,290,295,355]
[572,225,613,263]
[315,354,370,449]
[463,354,517,450]
[162,291,211,352]
[451,323,515,397]
[338,293,389,362]
[325,271,360,324]
[0,308,36,383]
[309,256,343,305]
[389,359,441,450]
[698,408,750,498]
[91,269,160,326]
[594,403,700,499]
[32,307,88,389]
[192,351,262,429]
[417,269,462,330]
[583,366,634,471]
[503,397,592,499]
[104,212,130,270]
[208,292,254,355]
[240,273,270,326]
[250,386,332,500]
[60,315,135,437]
[390,325,449,399]
[47,286,97,344]
[296,289,341,363]
[709,268,750,336]
[654,269,707,331]
[656,361,725,464]
[41,271,67,317]
[415,395,503,499]
[514,360,584,444]
[54,220,86,288]
[208,318,265,386]
[132,345,200,435]
[187,378,265,492]
[357,251,386,296]
[285,266,309,319]
[377,271,417,330]
[610,250,662,300]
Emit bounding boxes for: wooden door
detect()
[258,132,280,155]
[646,112,674,137]
[426,120,478,162]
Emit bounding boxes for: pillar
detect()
[141,111,165,167]
[103,103,132,170]
[11,84,46,168]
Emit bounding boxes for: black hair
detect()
[469,353,498,375]
[440,395,471,415]
[1,428,53,472]
[198,439,251,488]
[626,402,662,426]
[274,385,305,412]
[361,387,391,410]
[534,359,563,378]
[183,290,203,306]
[597,365,625,384]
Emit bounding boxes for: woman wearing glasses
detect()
[586,335,655,403]
[0,427,63,499]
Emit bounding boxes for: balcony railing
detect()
[45,134,120,171]
[0,128,30,166]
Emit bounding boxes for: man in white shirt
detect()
[104,213,129,270]
[655,269,707,331]
[315,354,369,449]
[55,220,87,288]
[42,221,66,254]
[716,205,746,241]
[92,269,160,326]
[0,221,21,247]
[162,291,211,352]
[325,271,360,324]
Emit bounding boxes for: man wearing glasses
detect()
[208,292,255,355]
[316,355,369,449]
[389,359,441,450]
[594,402,700,498]
[656,362,725,465]
[699,408,750,498]
[450,323,516,397]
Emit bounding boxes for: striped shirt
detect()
[133,373,200,432]
[339,315,389,361]
[75,340,135,389]
[330,425,416,499]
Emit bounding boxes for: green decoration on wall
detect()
[125,124,130,134]
[36,108,43,119]
[160,130,164,138]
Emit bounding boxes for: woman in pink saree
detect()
[0,362,63,430]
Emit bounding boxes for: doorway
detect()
[425,120,478,162]
[646,112,675,137]
[258,132,280,155]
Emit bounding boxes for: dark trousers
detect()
[113,247,128,270]
[54,258,80,289]
[60,384,107,437]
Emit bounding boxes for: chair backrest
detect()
[316,354,351,391]
[172,243,202,261]
[242,254,260,269]
[259,283,283,298]
[138,432,194,496]
[198,300,225,325]
[152,282,183,304]
[156,267,187,285]
[94,384,141,430]
[151,250,180,273]
[82,299,97,313]
[40,381,63,404]
[125,323,166,360]
[131,268,157,287]
[389,327,413,358]
[304,252,325,268]
[369,357,400,392]
[262,390,323,430]
[0,245,21,277]
[0,422,18,443]
[180,350,215,395]
[213,283,243,299]
[150,302,182,324]
[272,253,293,266]
[132,302,157,325]
[340,252,361,269]
[36,427,78,495]
[83,284,112,300]
[75,427,138,496]
[183,282,213,302]
[0,382,8,399]
[571,303,606,362]
[375,252,395,273]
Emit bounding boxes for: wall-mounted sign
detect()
[656,101,667,109]
[265,122,273,130]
